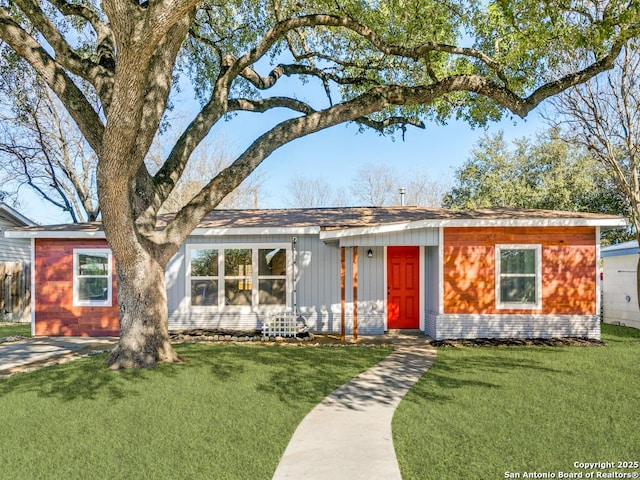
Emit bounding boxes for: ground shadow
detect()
[0,343,392,405]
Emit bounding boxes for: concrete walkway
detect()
[0,337,116,376]
[272,333,437,480]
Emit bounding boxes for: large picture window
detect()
[73,249,112,307]
[187,245,290,309]
[495,245,542,310]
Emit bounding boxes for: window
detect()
[225,249,253,306]
[73,249,112,307]
[189,249,218,306]
[495,245,542,310]
[258,248,287,305]
[187,245,289,309]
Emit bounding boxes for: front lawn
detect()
[0,322,30,338]
[0,343,391,480]
[393,324,640,479]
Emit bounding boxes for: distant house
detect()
[601,241,640,330]
[6,206,626,339]
[0,202,34,263]
[0,203,35,322]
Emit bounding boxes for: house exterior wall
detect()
[0,213,31,263]
[33,238,118,336]
[431,226,600,340]
[28,223,605,339]
[166,235,391,334]
[167,234,347,333]
[601,253,640,330]
[424,245,440,338]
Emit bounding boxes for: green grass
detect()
[0,322,30,338]
[393,324,640,479]
[0,343,391,480]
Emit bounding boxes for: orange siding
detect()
[34,239,119,336]
[443,227,596,315]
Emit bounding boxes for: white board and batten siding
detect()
[166,234,349,333]
[424,245,440,338]
[337,227,439,247]
[601,241,640,330]
[165,227,440,334]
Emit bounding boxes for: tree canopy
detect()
[443,128,632,243]
[1,0,638,368]
[443,129,627,212]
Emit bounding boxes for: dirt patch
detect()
[430,337,605,348]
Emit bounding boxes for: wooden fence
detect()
[0,261,31,322]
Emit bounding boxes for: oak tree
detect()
[1,0,638,368]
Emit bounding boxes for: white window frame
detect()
[186,243,292,312]
[495,244,542,310]
[73,248,113,307]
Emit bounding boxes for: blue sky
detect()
[173,84,548,211]
[18,79,549,225]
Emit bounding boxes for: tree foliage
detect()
[0,0,638,368]
[443,129,627,212]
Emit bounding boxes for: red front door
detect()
[387,246,420,329]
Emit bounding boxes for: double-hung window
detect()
[188,245,289,309]
[495,244,542,310]
[73,249,112,307]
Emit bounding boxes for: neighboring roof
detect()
[4,206,628,239]
[0,202,35,228]
[601,240,640,258]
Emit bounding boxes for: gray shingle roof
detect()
[5,206,627,236]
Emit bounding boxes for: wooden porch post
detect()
[340,246,345,342]
[353,246,358,341]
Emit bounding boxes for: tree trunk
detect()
[106,250,183,369]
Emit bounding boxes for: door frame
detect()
[384,246,425,331]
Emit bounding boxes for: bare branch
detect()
[143,94,227,224]
[524,41,625,113]
[0,8,104,152]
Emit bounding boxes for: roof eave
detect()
[3,230,106,239]
[0,203,36,227]
[319,217,629,241]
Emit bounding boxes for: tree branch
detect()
[355,115,426,133]
[225,14,509,87]
[523,41,625,115]
[142,93,227,227]
[228,96,316,115]
[0,8,104,153]
[48,0,116,77]
[128,12,196,220]
[238,62,379,90]
[12,0,113,91]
